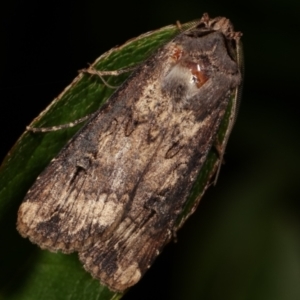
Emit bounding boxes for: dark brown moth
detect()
[17,14,243,292]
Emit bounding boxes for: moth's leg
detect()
[27,66,137,133]
[176,20,182,31]
[80,66,137,77]
[212,138,226,185]
[80,66,137,89]
[213,87,240,185]
[171,228,178,243]
[26,113,97,133]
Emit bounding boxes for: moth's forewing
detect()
[16,14,242,293]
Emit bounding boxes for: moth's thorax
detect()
[159,30,241,112]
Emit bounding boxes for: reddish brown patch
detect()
[191,69,208,88]
[183,61,209,88]
[171,46,183,62]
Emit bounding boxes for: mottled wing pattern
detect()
[17,14,242,292]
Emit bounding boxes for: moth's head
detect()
[160,14,242,110]
[184,13,242,43]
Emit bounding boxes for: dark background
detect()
[1,0,300,299]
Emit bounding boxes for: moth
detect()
[17,13,243,292]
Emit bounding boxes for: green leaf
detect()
[0,19,235,299]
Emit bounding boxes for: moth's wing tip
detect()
[16,202,34,238]
[78,215,171,292]
[79,246,142,292]
[16,201,74,253]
